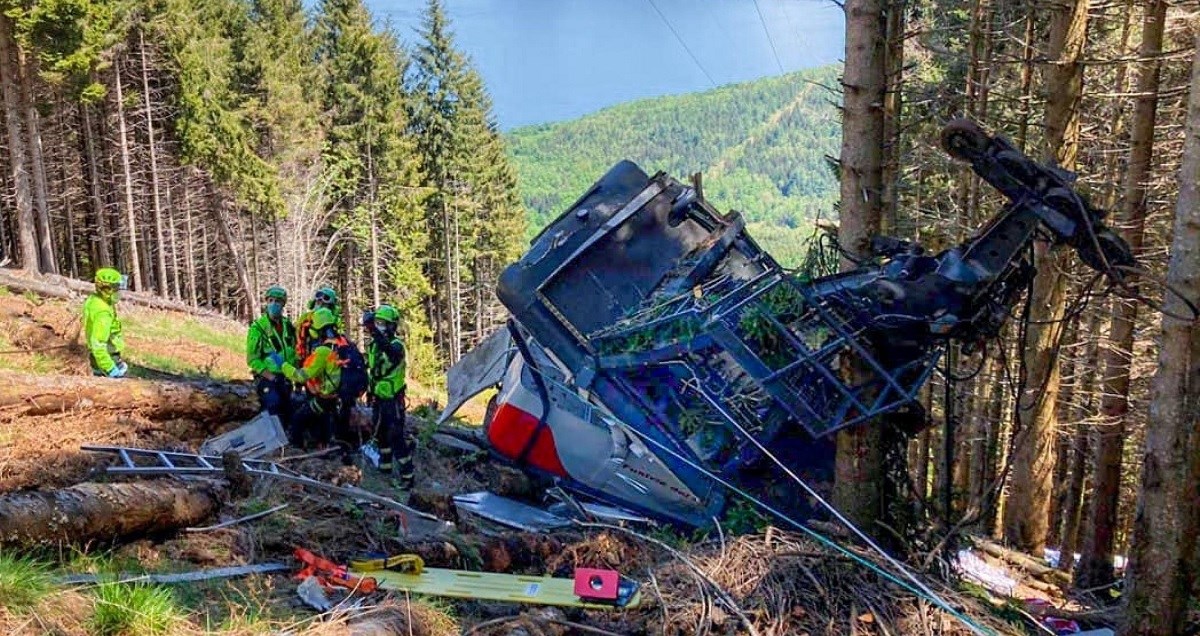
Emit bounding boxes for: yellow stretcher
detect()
[349,555,642,610]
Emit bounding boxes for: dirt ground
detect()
[0,293,1063,635]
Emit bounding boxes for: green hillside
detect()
[506,65,842,265]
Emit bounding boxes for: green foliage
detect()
[720,499,771,535]
[0,552,54,613]
[408,0,525,359]
[508,64,842,264]
[7,0,123,100]
[159,0,282,215]
[89,582,184,636]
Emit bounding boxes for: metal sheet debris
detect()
[56,562,290,585]
[200,411,287,459]
[453,491,572,532]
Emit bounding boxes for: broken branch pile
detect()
[641,528,1018,635]
[0,371,255,419]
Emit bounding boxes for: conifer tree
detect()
[315,0,434,372]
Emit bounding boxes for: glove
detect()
[267,352,284,369]
[361,310,375,327]
[107,361,128,378]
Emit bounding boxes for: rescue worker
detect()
[247,285,297,425]
[362,304,413,488]
[276,307,344,449]
[295,286,343,360]
[83,268,128,378]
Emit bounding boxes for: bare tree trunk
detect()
[183,180,198,306]
[1059,424,1089,573]
[833,0,888,534]
[80,103,111,267]
[1014,11,1035,151]
[206,179,252,314]
[1004,0,1087,554]
[0,14,39,272]
[250,210,261,297]
[1059,310,1104,571]
[1119,28,1200,635]
[19,53,56,275]
[113,59,143,290]
[202,217,213,308]
[140,30,168,297]
[1077,0,1166,590]
[879,0,904,234]
[166,179,182,299]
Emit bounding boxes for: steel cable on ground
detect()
[605,413,996,636]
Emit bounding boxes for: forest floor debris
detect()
[0,292,1146,635]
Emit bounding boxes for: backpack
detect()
[333,337,369,402]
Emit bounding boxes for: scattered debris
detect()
[55,562,290,585]
[454,491,573,532]
[297,575,334,612]
[83,445,453,538]
[199,411,288,459]
[954,548,1017,596]
[185,503,289,532]
[975,538,1071,588]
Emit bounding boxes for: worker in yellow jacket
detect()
[83,268,128,378]
[277,307,343,449]
[247,285,298,425]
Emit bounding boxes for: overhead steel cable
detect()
[751,0,787,74]
[645,0,719,87]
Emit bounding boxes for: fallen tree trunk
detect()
[0,481,220,547]
[0,371,256,419]
[0,268,234,321]
[974,538,1072,587]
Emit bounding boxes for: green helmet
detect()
[310,307,338,331]
[264,285,287,302]
[374,304,400,325]
[95,267,123,287]
[314,286,338,307]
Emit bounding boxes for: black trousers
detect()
[291,395,341,449]
[373,392,413,486]
[255,375,294,427]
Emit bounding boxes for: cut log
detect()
[974,538,1071,587]
[0,481,220,547]
[0,371,255,419]
[0,268,234,321]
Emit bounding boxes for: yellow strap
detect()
[349,553,424,575]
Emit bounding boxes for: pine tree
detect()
[409,0,525,361]
[315,0,434,372]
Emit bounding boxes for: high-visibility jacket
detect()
[295,304,344,360]
[83,292,124,373]
[282,340,341,398]
[247,314,297,377]
[366,330,406,400]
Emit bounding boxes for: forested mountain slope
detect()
[507,65,842,264]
